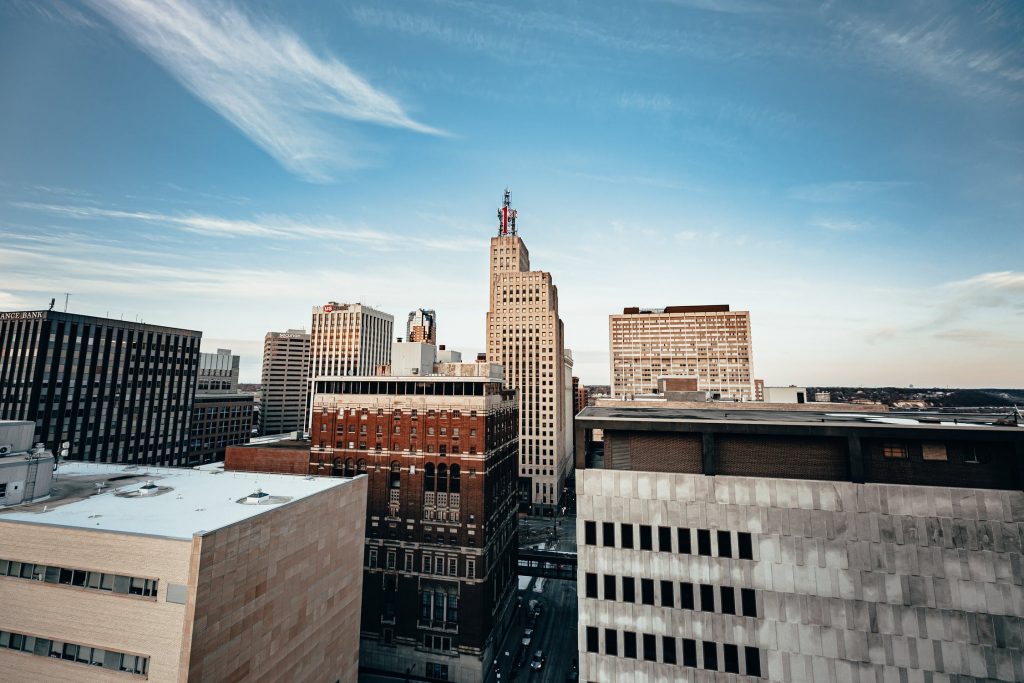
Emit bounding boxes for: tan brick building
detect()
[0,462,365,682]
[610,305,754,401]
[485,190,571,514]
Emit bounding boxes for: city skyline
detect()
[1,1,1022,388]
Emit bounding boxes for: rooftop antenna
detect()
[497,188,517,236]
[63,293,71,312]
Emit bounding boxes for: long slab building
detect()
[574,406,1024,682]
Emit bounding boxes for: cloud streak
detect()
[84,0,443,181]
[788,180,918,203]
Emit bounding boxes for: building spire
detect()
[497,188,517,236]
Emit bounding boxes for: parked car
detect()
[530,650,546,671]
[521,628,534,647]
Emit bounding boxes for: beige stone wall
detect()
[0,522,193,683]
[183,477,367,682]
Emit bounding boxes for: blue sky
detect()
[1,0,1021,387]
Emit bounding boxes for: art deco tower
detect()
[486,190,570,514]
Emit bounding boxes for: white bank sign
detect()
[0,311,46,321]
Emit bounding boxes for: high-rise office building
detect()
[308,345,519,682]
[485,190,570,514]
[196,348,239,392]
[574,406,1024,682]
[407,308,437,344]
[189,348,252,465]
[260,329,310,435]
[310,303,393,378]
[609,305,754,401]
[0,310,201,465]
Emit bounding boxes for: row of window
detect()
[584,627,761,677]
[0,629,149,675]
[584,521,754,560]
[584,574,756,616]
[365,549,477,578]
[0,559,158,598]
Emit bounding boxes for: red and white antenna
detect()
[497,188,518,236]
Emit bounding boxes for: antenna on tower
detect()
[497,188,518,236]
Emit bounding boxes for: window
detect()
[602,522,615,547]
[604,629,618,656]
[603,574,617,601]
[663,636,677,665]
[466,560,476,579]
[658,526,672,552]
[622,577,636,603]
[660,580,674,607]
[883,443,908,459]
[641,579,654,605]
[682,638,697,667]
[623,631,637,659]
[677,527,691,554]
[702,642,718,670]
[642,633,657,661]
[584,521,596,545]
[721,587,736,614]
[680,582,694,610]
[586,627,599,653]
[423,556,432,573]
[745,647,762,677]
[700,584,715,612]
[639,525,653,551]
[697,529,712,556]
[448,558,458,576]
[620,524,634,549]
[724,644,740,673]
[741,588,757,617]
[368,549,378,568]
[738,532,753,560]
[922,443,948,461]
[585,573,598,599]
[386,552,396,570]
[717,531,732,558]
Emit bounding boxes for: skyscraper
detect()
[485,190,570,514]
[0,310,201,465]
[609,305,754,401]
[406,308,437,344]
[309,303,393,378]
[260,329,311,435]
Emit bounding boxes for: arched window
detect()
[389,461,401,489]
[424,463,435,490]
[356,459,367,474]
[450,464,461,494]
[437,464,448,493]
[344,458,355,477]
[332,457,343,477]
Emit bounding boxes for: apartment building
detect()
[0,310,201,465]
[261,329,311,435]
[574,406,1024,682]
[485,190,570,514]
[0,461,366,682]
[609,305,754,402]
[307,350,519,682]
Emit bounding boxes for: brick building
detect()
[308,354,519,682]
[574,406,1024,682]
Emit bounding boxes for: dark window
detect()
[658,526,672,552]
[721,587,736,614]
[586,627,599,653]
[641,579,654,605]
[700,584,715,612]
[604,575,617,601]
[682,639,697,667]
[623,632,637,659]
[660,580,674,608]
[642,633,657,662]
[584,521,596,545]
[604,629,618,656]
[717,531,732,558]
[680,582,694,610]
[697,529,712,556]
[702,642,718,670]
[738,532,753,560]
[678,527,691,554]
[602,522,615,547]
[741,588,757,617]
[724,644,739,674]
[585,573,598,599]
[745,647,761,677]
[620,524,634,549]
[622,577,635,603]
[639,525,653,551]
[662,636,677,665]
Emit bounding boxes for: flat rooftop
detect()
[0,462,352,540]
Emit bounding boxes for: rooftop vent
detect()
[242,488,271,505]
[138,481,159,496]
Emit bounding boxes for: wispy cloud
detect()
[84,0,444,182]
[558,169,690,191]
[10,0,100,28]
[15,201,481,252]
[809,217,867,232]
[787,180,918,203]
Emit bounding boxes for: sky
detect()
[0,0,1021,387]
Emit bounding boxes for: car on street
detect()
[521,628,534,647]
[530,650,546,671]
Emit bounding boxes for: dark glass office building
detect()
[0,310,202,465]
